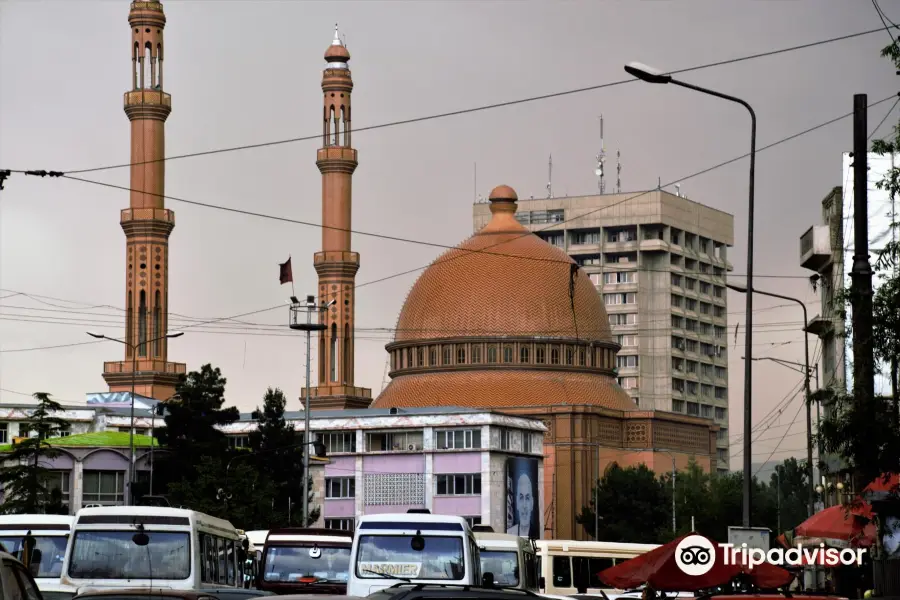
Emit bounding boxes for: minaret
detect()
[307,25,372,410]
[102,0,185,401]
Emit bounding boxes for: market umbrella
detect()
[597,533,794,592]
[794,503,875,546]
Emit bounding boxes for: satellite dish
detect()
[595,168,603,177]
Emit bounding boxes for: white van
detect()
[535,539,658,596]
[0,514,74,594]
[473,527,539,592]
[348,510,482,596]
[61,505,243,591]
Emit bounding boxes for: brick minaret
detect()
[102,0,185,401]
[306,26,372,410]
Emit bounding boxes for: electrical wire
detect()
[753,391,807,477]
[869,95,900,140]
[5,24,891,176]
[872,0,899,46]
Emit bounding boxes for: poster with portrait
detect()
[505,457,540,539]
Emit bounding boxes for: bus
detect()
[0,515,74,593]
[61,505,243,591]
[348,510,482,597]
[258,528,352,594]
[535,539,659,596]
[473,527,538,592]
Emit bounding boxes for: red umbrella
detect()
[597,533,794,592]
[863,473,900,494]
[795,503,875,545]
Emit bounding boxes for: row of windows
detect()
[671,294,725,313]
[390,342,615,372]
[671,400,727,421]
[200,532,239,586]
[604,292,637,306]
[0,423,72,444]
[671,317,726,339]
[670,250,727,271]
[671,336,724,358]
[324,515,482,532]
[324,473,483,499]
[672,378,727,399]
[671,274,726,296]
[672,358,727,380]
[302,427,539,455]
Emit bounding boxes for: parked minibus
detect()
[535,539,658,595]
[0,514,74,592]
[473,527,539,592]
[258,528,352,594]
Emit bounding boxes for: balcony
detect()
[800,225,833,272]
[805,314,836,338]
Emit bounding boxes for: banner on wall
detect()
[505,457,540,539]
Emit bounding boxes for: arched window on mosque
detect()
[520,345,530,364]
[579,348,586,366]
[536,346,545,364]
[429,346,437,366]
[487,345,498,363]
[471,344,482,364]
[319,336,326,382]
[550,347,560,365]
[502,345,513,363]
[152,290,161,357]
[406,347,412,369]
[442,346,451,365]
[565,346,574,365]
[138,290,147,357]
[416,347,424,367]
[456,345,466,364]
[330,323,338,382]
[126,295,133,357]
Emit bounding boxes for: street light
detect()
[726,282,815,518]
[626,61,757,527]
[86,330,184,503]
[289,295,334,526]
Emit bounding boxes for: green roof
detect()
[0,431,157,452]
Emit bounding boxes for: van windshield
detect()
[263,545,350,583]
[68,531,190,580]
[0,535,68,579]
[356,535,464,581]
[480,550,519,586]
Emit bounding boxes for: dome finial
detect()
[333,23,342,46]
[488,184,518,215]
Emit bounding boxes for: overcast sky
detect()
[1,0,897,471]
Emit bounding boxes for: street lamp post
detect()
[289,295,334,526]
[86,330,184,504]
[727,283,815,518]
[625,62,757,528]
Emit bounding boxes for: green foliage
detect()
[0,393,70,514]
[769,458,811,532]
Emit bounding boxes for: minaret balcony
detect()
[121,208,175,237]
[124,90,171,108]
[104,360,186,375]
[121,208,174,223]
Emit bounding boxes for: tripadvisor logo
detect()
[674,535,866,575]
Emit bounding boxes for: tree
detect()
[0,393,70,514]
[155,365,239,503]
[768,457,810,533]
[576,463,670,543]
[248,388,318,527]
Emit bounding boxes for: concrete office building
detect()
[473,189,734,472]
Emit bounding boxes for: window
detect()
[323,431,356,453]
[500,429,511,450]
[573,556,615,591]
[565,346,574,365]
[701,404,712,418]
[685,339,698,353]
[617,334,637,347]
[523,432,534,453]
[464,516,482,528]
[579,255,602,266]
[457,346,466,364]
[685,319,698,332]
[686,360,697,374]
[604,271,636,284]
[366,430,423,451]
[684,277,696,291]
[435,474,482,495]
[429,346,437,365]
[672,378,685,393]
[472,345,482,363]
[671,253,682,265]
[687,381,698,395]
[699,262,711,274]
[672,315,684,329]
[41,470,70,512]
[686,402,699,416]
[715,407,727,421]
[672,357,684,371]
[325,518,354,531]
[715,366,727,379]
[503,345,514,363]
[417,347,424,366]
[701,363,714,378]
[228,435,249,449]
[609,313,637,326]
[443,346,452,365]
[715,386,727,399]
[436,428,482,450]
[699,302,711,315]
[714,305,726,318]
[550,348,560,364]
[552,556,572,588]
[714,326,726,340]
[82,471,126,505]
[573,231,601,245]
[672,400,685,413]
[618,377,638,389]
[671,274,682,287]
[325,477,355,499]
[578,348,586,366]
[607,228,637,243]
[717,448,729,462]
[0,423,7,444]
[617,355,638,368]
[487,345,498,363]
[536,346,546,364]
[699,282,711,294]
[520,346,530,363]
[717,428,728,442]
[713,286,725,298]
[671,336,685,351]
[685,298,697,311]
[671,294,683,308]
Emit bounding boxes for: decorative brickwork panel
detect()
[363,473,425,506]
[597,418,622,445]
[541,418,554,442]
[652,421,680,450]
[625,422,649,447]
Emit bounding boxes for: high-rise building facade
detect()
[102,1,186,401]
[473,190,734,472]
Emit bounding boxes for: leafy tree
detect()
[576,463,670,543]
[0,393,70,514]
[768,457,810,533]
[249,388,318,527]
[155,365,239,504]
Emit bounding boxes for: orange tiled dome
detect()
[392,185,614,343]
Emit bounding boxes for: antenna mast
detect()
[595,115,606,194]
[616,149,622,193]
[474,162,477,203]
[547,154,553,198]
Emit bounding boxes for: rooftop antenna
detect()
[474,162,477,203]
[616,149,622,193]
[657,176,662,190]
[595,115,606,194]
[547,154,553,198]
[675,183,682,197]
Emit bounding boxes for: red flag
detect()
[279,257,293,285]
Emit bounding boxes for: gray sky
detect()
[1,0,897,471]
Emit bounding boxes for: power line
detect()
[869,96,900,140]
[753,391,807,478]
[49,94,897,294]
[872,0,899,46]
[7,24,892,176]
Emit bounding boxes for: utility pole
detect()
[850,94,875,407]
